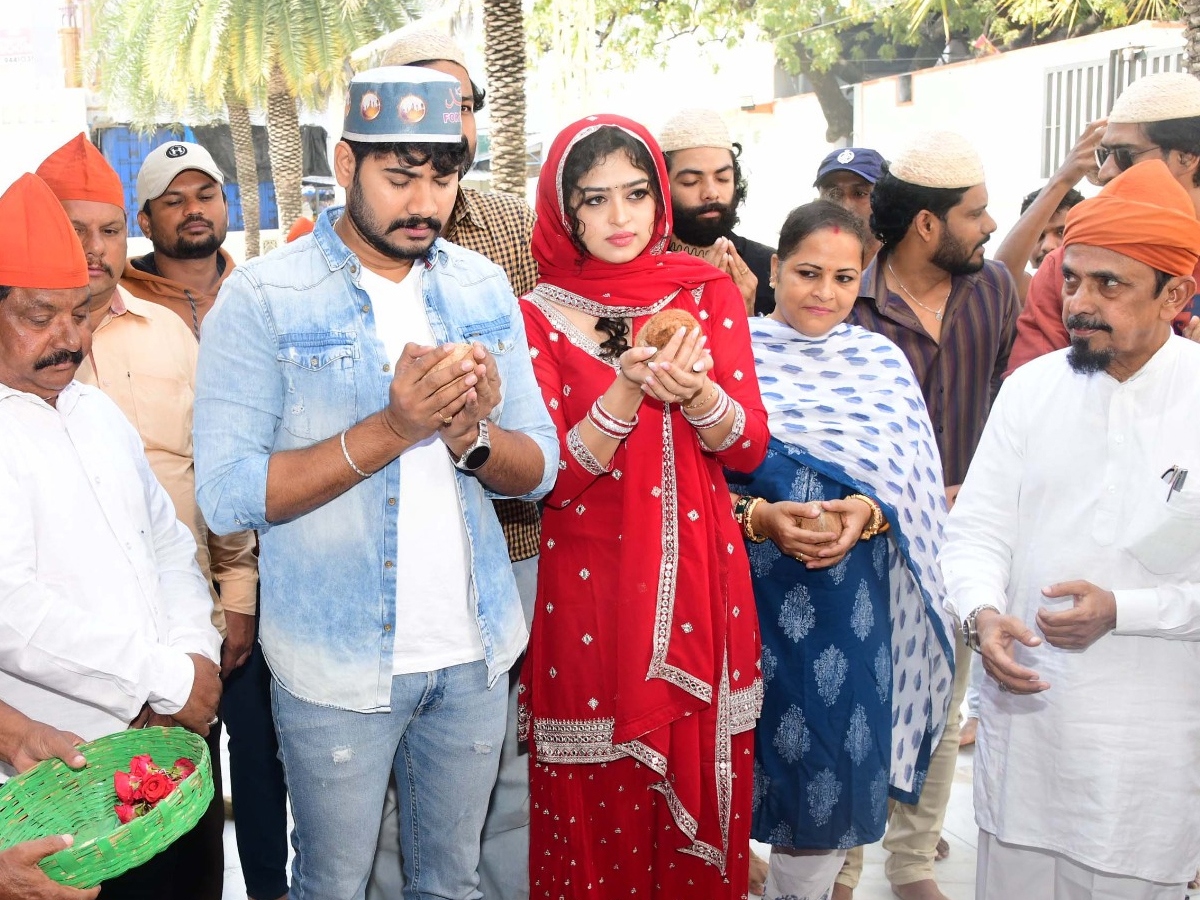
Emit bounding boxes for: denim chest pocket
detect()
[457,316,515,355]
[456,317,516,420]
[277,333,360,441]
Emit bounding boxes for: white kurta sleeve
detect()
[940,379,1027,622]
[0,456,201,723]
[131,438,222,714]
[1113,585,1200,640]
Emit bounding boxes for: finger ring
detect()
[998,682,1010,693]
[208,716,219,726]
[796,552,806,561]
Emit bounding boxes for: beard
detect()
[671,200,738,247]
[346,177,442,260]
[931,230,987,276]
[1065,313,1115,374]
[153,216,225,261]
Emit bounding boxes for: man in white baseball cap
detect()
[122,141,232,337]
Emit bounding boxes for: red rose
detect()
[129,754,153,778]
[140,772,174,804]
[114,770,142,803]
[173,758,196,779]
[114,802,137,824]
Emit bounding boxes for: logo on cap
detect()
[837,149,855,164]
[165,145,188,159]
[398,95,427,125]
[360,92,381,121]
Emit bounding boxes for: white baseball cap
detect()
[136,141,224,211]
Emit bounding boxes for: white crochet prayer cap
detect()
[1109,72,1200,124]
[657,108,734,153]
[381,29,468,69]
[888,131,985,188]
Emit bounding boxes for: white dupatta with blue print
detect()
[750,316,955,795]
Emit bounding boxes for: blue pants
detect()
[274,659,507,900]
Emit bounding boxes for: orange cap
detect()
[0,174,89,289]
[1064,159,1200,277]
[36,133,125,209]
[286,216,315,243]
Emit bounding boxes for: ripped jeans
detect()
[272,659,507,900]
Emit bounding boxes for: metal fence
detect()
[1042,43,1187,177]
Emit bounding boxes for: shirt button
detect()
[384,560,394,568]
[383,623,392,632]
[350,263,359,274]
[387,498,397,506]
[310,356,319,366]
[362,305,370,314]
[382,363,391,373]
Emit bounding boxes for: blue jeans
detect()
[273,659,506,900]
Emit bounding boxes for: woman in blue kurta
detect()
[727,202,955,900]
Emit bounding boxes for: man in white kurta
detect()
[941,158,1200,899]
[0,173,220,765]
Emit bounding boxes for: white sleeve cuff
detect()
[146,647,195,716]
[1112,588,1160,635]
[946,588,1009,625]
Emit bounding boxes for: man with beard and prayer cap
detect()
[1009,71,1200,373]
[0,173,221,898]
[940,158,1200,900]
[835,131,1019,900]
[36,133,260,900]
[658,108,775,316]
[193,65,557,900]
[374,28,541,900]
[121,141,233,338]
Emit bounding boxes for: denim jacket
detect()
[194,209,558,711]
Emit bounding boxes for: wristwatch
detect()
[453,420,491,472]
[962,604,1000,653]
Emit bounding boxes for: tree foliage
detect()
[529,0,1181,141]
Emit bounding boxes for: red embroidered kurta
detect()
[519,279,767,898]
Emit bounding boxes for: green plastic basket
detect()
[0,726,212,888]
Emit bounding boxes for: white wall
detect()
[0,5,89,190]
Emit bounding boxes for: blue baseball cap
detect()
[814,148,884,186]
[343,66,463,143]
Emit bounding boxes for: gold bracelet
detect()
[683,380,718,411]
[742,496,768,543]
[848,493,886,539]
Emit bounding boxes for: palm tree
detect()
[1185,0,1200,77]
[484,0,527,196]
[92,0,412,254]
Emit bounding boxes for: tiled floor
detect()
[218,736,980,900]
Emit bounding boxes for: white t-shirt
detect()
[359,265,484,675]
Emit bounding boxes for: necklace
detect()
[887,262,950,322]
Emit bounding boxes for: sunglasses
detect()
[1094,145,1161,172]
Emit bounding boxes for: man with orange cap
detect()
[940,159,1200,899]
[0,173,221,896]
[35,133,260,900]
[1008,71,1200,373]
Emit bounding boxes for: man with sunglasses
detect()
[1008,72,1200,373]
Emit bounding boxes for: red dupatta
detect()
[528,114,764,869]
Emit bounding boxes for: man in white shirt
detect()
[0,173,221,896]
[941,158,1200,899]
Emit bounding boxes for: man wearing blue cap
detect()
[815,147,884,263]
[193,65,559,900]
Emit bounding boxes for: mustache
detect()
[388,216,442,234]
[178,214,214,234]
[34,348,84,370]
[688,201,732,217]
[87,257,114,278]
[1066,313,1112,333]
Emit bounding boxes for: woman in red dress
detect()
[518,114,768,899]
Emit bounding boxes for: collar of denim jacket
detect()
[313,206,444,274]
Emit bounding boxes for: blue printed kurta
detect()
[730,445,892,849]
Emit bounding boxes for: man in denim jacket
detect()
[193,67,558,900]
